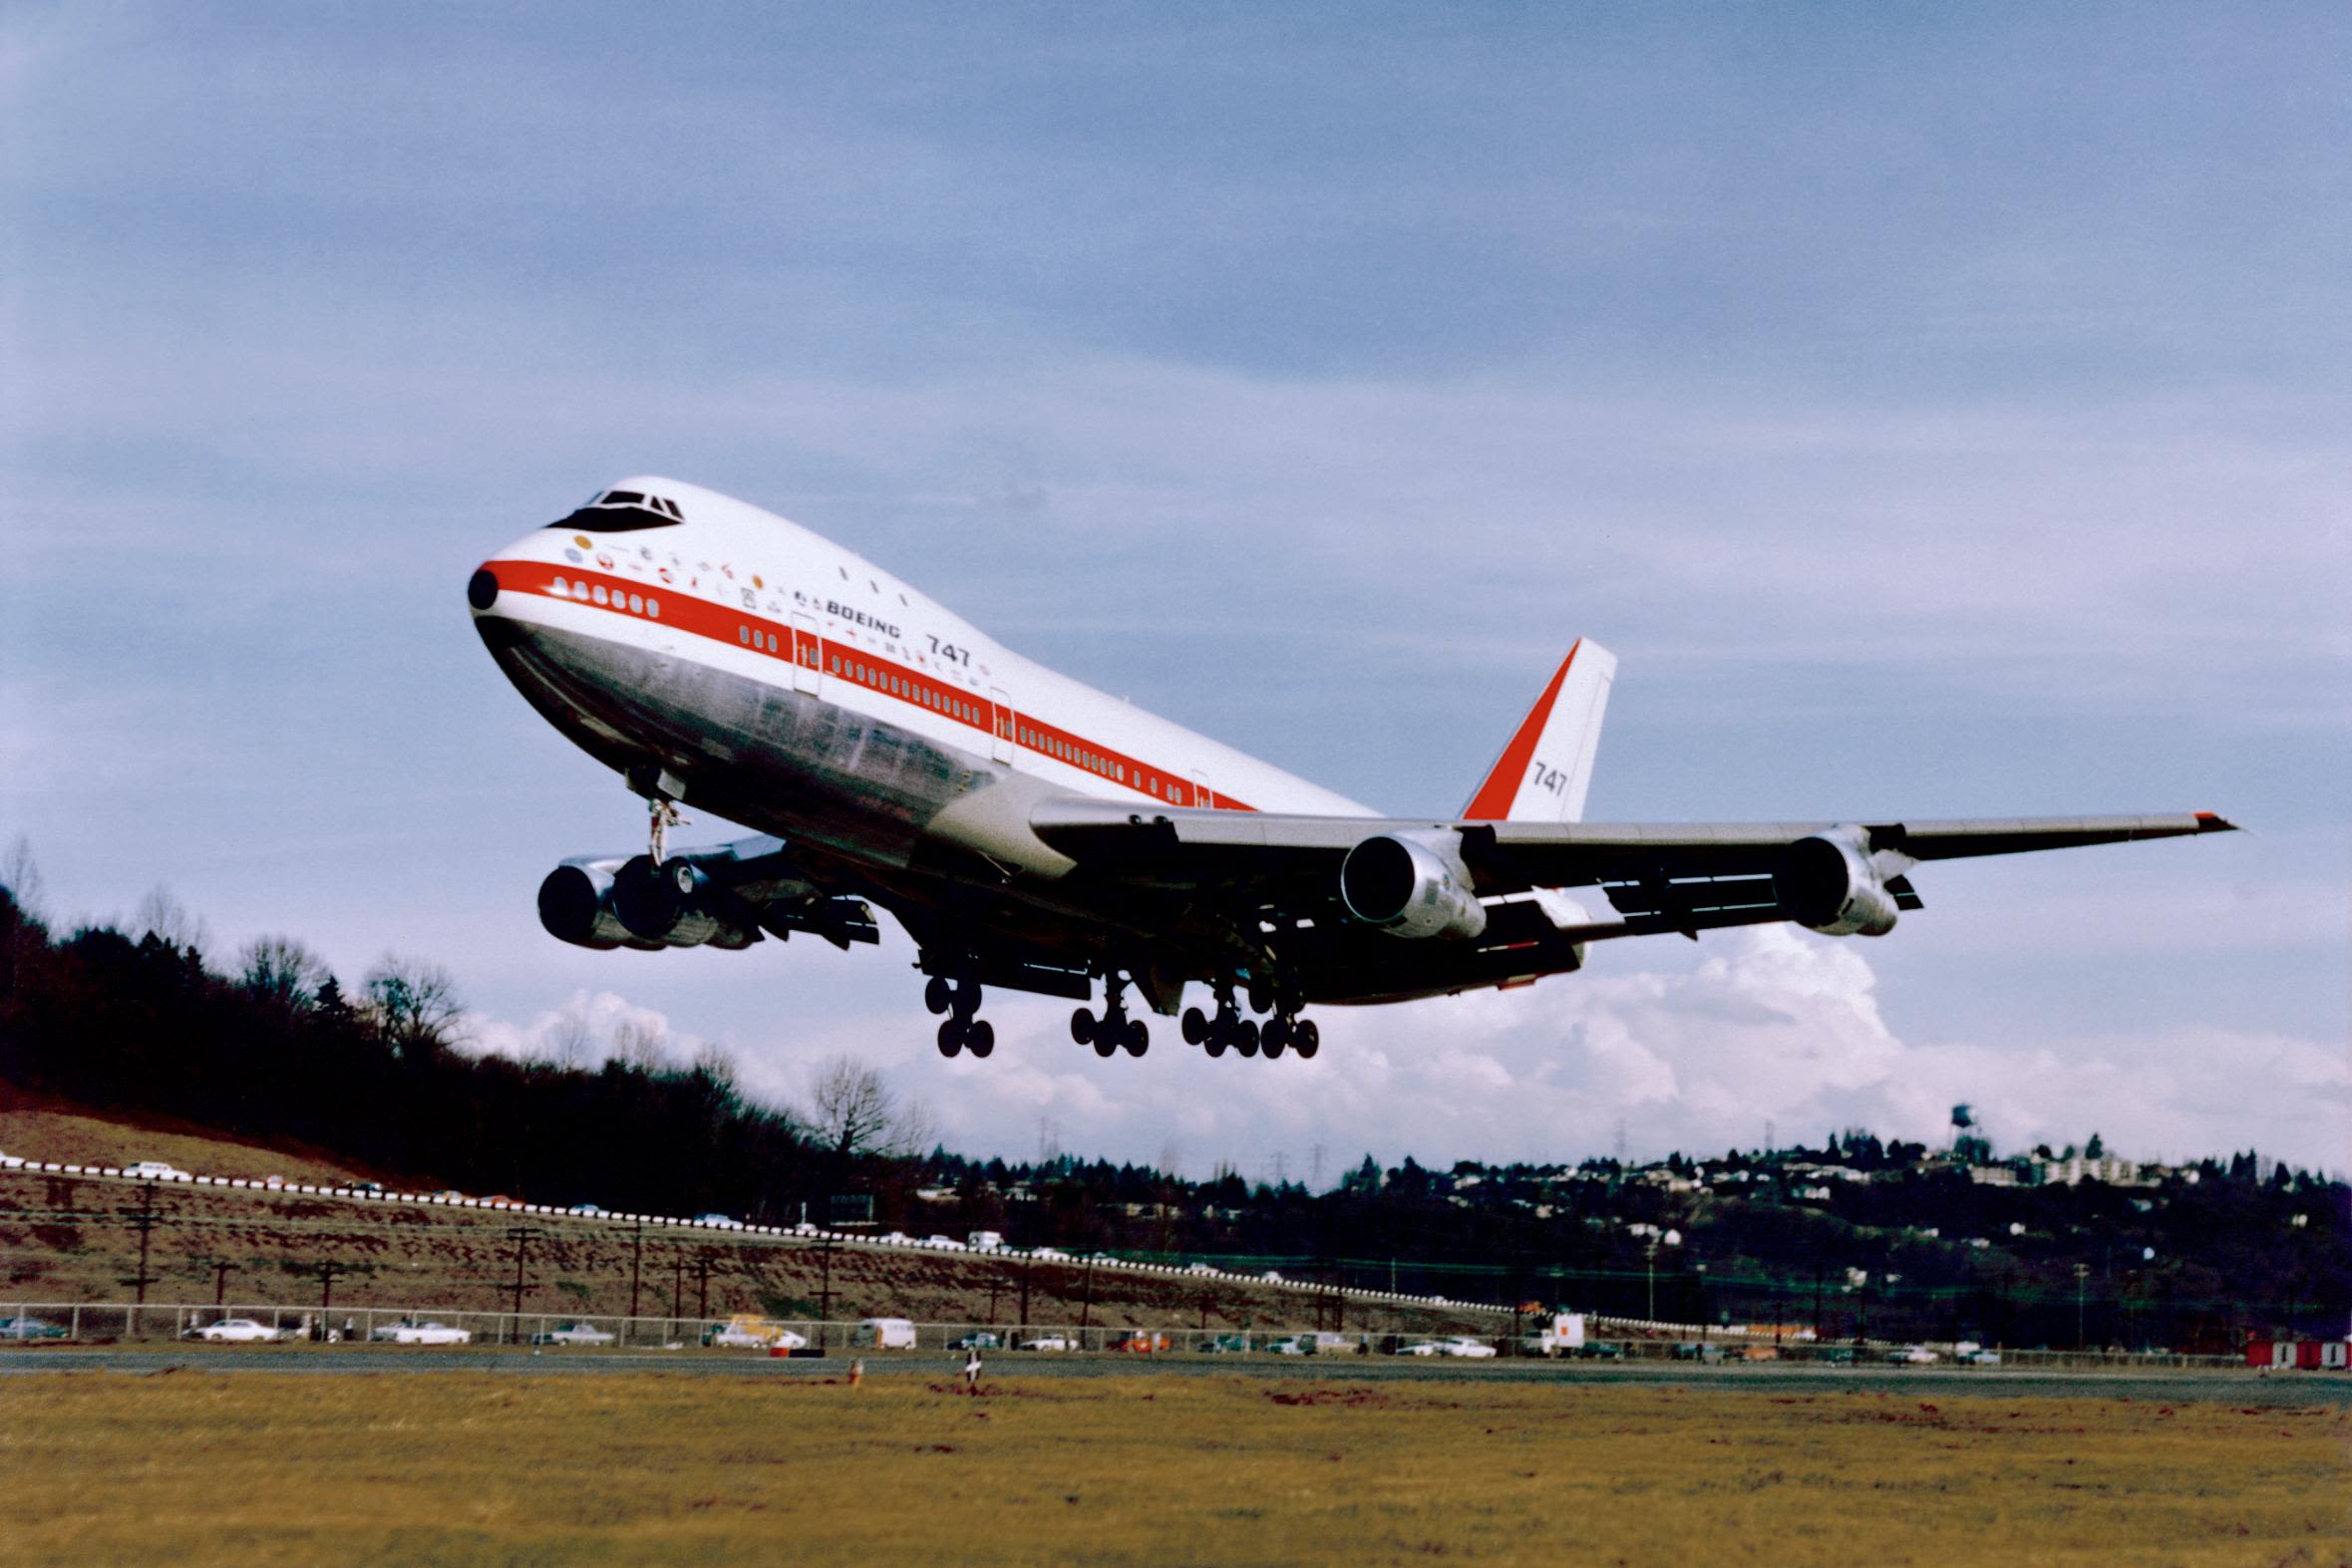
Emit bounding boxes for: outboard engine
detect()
[1339,834,1490,941]
[1775,829,1899,937]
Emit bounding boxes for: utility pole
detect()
[670,1255,686,1321]
[1645,1240,1658,1320]
[1017,1260,1032,1331]
[210,1260,235,1306]
[316,1260,346,1315]
[126,1182,161,1336]
[2074,1263,2091,1351]
[628,1219,644,1322]
[506,1226,531,1332]
[986,1272,1002,1326]
[1079,1257,1095,1332]
[692,1253,715,1321]
[816,1238,836,1350]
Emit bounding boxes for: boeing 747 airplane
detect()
[468,476,2234,1062]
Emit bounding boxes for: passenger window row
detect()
[552,577,660,619]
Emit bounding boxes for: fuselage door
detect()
[1190,771,1213,809]
[791,612,821,695]
[989,687,1015,765]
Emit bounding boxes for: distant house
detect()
[2034,1155,2151,1188]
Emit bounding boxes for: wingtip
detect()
[2192,811,2240,833]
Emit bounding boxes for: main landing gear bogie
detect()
[1184,988,1317,1062]
[928,970,993,1059]
[1071,971,1149,1059]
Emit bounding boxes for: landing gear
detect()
[1191,977,1316,1061]
[926,959,990,1058]
[1073,971,1149,1058]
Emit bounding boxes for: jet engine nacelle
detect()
[537,858,758,951]
[1775,830,1899,937]
[1339,833,1490,941]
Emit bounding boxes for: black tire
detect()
[1181,1007,1207,1045]
[1123,1020,1149,1057]
[1295,1020,1320,1059]
[1204,1028,1228,1060]
[1070,1008,1095,1045]
[967,1020,995,1059]
[924,977,952,1016]
[1247,981,1272,1015]
[1235,1021,1259,1058]
[935,1019,964,1058]
[1093,1032,1117,1059]
[1262,1028,1286,1060]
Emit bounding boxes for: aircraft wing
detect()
[1029,799,2237,966]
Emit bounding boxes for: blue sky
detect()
[5,4,2345,1175]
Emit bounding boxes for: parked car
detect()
[1112,1332,1171,1354]
[703,1317,804,1350]
[947,1331,1002,1351]
[1201,1333,1251,1354]
[1184,1262,1216,1275]
[1885,1345,1939,1366]
[0,1315,68,1341]
[1260,1270,1284,1283]
[693,1213,740,1228]
[1030,1247,1069,1260]
[1440,1337,1499,1359]
[429,1190,469,1202]
[1672,1342,1728,1364]
[1397,1341,1446,1357]
[1814,1346,1855,1366]
[923,1235,964,1250]
[1577,1341,1625,1360]
[565,1203,609,1217]
[1958,1348,2003,1367]
[124,1160,190,1180]
[1264,1336,1314,1356]
[528,1322,617,1346]
[966,1230,1003,1251]
[370,1319,472,1345]
[1017,1335,1072,1352]
[350,1180,385,1193]
[185,1318,294,1344]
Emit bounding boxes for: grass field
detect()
[4,1372,2344,1565]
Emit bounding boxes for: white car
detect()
[1397,1341,1446,1357]
[528,1322,617,1346]
[922,1234,963,1250]
[1031,1247,1069,1260]
[1018,1336,1072,1352]
[186,1318,292,1343]
[565,1203,609,1217]
[1885,1345,1940,1365]
[694,1213,741,1228]
[370,1319,473,1346]
[1264,1336,1314,1356]
[1440,1338,1499,1359]
[125,1160,191,1180]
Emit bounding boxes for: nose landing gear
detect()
[1071,971,1148,1058]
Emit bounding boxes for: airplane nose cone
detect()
[468,566,500,611]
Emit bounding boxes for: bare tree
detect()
[133,885,210,954]
[802,1055,929,1161]
[690,1041,739,1094]
[541,1002,593,1070]
[237,934,331,1010]
[610,1017,668,1072]
[0,834,44,919]
[363,955,467,1059]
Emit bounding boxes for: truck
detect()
[967,1230,1004,1252]
[851,1317,918,1351]
[1530,1313,1586,1358]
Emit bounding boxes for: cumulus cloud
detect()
[703,927,2346,1181]
[469,989,705,1074]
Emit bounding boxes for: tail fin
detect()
[1461,639,1617,822]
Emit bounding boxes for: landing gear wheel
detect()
[966,1020,994,1059]
[1071,1008,1096,1046]
[1247,980,1272,1016]
[1234,1020,1260,1059]
[925,977,953,1016]
[1093,1031,1118,1059]
[1203,1027,1228,1059]
[1294,1020,1319,1059]
[1263,1018,1291,1054]
[1262,1029,1286,1060]
[1123,1020,1149,1057]
[936,1019,965,1058]
[1181,1007,1207,1046]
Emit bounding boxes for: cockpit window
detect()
[546,490,681,532]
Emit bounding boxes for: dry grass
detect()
[2,1372,2343,1565]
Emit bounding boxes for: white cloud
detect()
[469,988,705,1074]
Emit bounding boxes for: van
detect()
[851,1317,918,1351]
[967,1231,1004,1252]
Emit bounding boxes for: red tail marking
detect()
[1462,640,1580,821]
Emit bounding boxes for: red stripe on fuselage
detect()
[479,559,1254,812]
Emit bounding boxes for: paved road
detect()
[6,1347,2343,1406]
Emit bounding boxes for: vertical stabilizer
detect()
[1460,640,1617,822]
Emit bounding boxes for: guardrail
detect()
[0,1157,1513,1316]
[0,1302,2247,1369]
